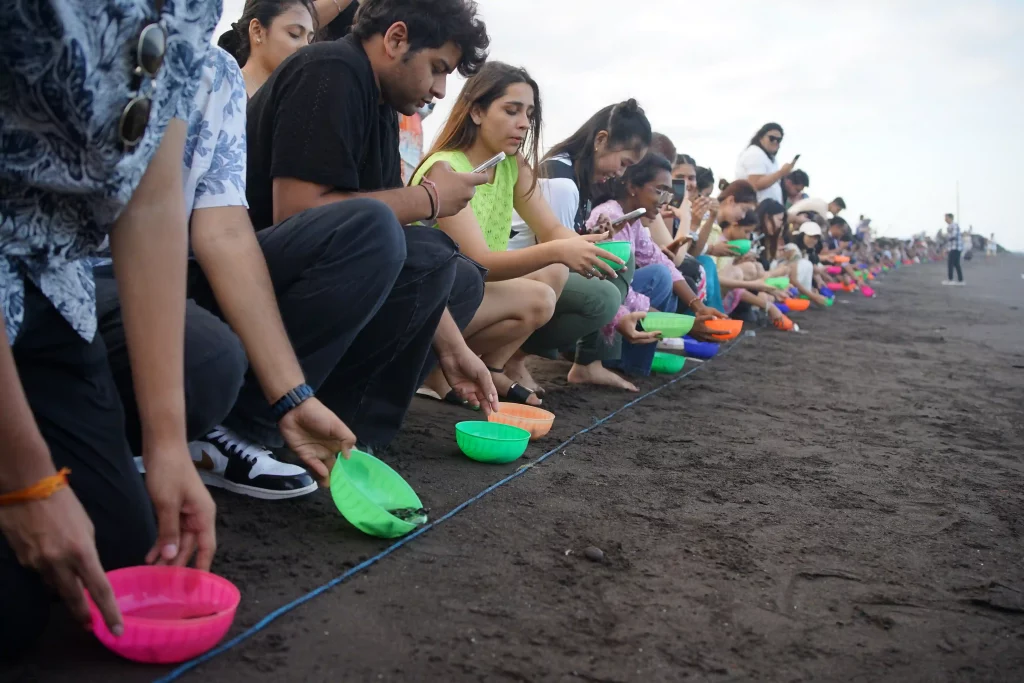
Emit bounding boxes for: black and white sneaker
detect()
[190,427,317,500]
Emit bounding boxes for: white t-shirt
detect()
[735,145,782,205]
[509,154,579,250]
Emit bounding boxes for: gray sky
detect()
[217,0,1024,248]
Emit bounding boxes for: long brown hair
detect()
[417,61,542,195]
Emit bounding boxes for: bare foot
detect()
[504,352,545,397]
[567,361,638,392]
[491,371,542,406]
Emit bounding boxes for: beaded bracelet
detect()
[0,468,71,507]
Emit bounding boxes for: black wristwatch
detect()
[271,384,314,421]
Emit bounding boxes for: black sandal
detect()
[505,382,538,406]
[489,366,544,402]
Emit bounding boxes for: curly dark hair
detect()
[352,0,490,76]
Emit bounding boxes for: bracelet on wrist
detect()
[421,184,435,221]
[271,384,315,421]
[420,178,440,221]
[0,468,70,507]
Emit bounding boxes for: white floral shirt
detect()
[182,47,248,217]
[0,0,221,344]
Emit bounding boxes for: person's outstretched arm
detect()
[109,119,217,570]
[191,205,357,484]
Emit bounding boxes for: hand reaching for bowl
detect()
[617,311,661,344]
[0,479,124,637]
[707,242,740,258]
[143,447,217,571]
[555,233,620,279]
[278,398,357,487]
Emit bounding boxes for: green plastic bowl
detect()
[824,297,834,307]
[456,421,530,464]
[640,312,696,338]
[596,240,632,271]
[651,352,686,374]
[727,239,752,256]
[765,277,790,290]
[329,449,426,539]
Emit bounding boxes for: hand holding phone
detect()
[611,208,647,232]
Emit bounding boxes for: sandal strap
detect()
[504,382,536,405]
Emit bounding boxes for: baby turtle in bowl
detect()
[387,507,429,525]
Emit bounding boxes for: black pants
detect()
[947,249,963,282]
[1,285,156,661]
[95,273,248,456]
[188,199,484,450]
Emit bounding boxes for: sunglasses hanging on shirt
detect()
[119,1,167,150]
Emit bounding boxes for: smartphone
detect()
[792,154,801,164]
[670,178,687,207]
[472,151,506,174]
[611,208,647,229]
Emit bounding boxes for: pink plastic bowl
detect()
[87,566,240,664]
[826,266,843,275]
[861,286,876,298]
[825,282,845,291]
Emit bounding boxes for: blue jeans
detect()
[609,264,679,376]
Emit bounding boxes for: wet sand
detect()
[15,256,1024,683]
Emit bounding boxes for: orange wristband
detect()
[0,468,71,506]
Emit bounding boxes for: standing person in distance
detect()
[735,122,798,205]
[942,213,965,285]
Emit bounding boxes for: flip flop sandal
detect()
[504,382,540,406]
[488,366,545,399]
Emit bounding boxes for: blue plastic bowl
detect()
[819,287,835,299]
[774,303,790,314]
[682,336,720,359]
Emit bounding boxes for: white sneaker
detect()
[656,337,686,354]
[190,427,317,500]
[941,280,954,286]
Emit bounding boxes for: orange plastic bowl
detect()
[782,298,810,311]
[488,402,555,440]
[703,319,743,340]
[832,255,851,264]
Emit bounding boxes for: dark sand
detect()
[12,257,1024,683]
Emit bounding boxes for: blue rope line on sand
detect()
[153,336,746,683]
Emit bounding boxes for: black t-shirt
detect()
[245,34,401,230]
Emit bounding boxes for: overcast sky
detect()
[216,0,1024,249]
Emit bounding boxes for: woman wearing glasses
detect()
[585,153,724,375]
[735,122,798,205]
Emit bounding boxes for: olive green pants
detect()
[522,254,634,364]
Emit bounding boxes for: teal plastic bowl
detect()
[640,312,696,338]
[456,421,530,464]
[329,449,426,539]
[651,352,686,374]
[596,240,632,271]
[727,239,752,256]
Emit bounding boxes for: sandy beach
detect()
[15,256,1024,683]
